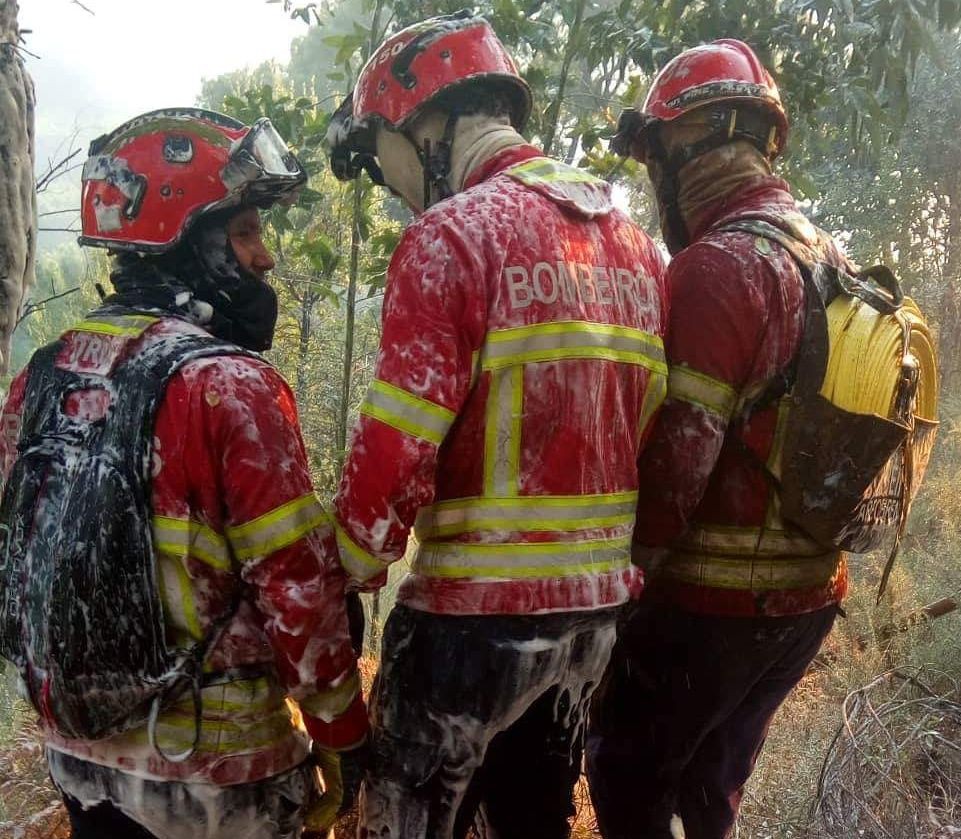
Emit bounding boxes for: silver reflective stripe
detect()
[484,367,523,496]
[360,379,455,446]
[412,536,632,579]
[153,516,231,571]
[226,494,329,562]
[415,492,637,539]
[667,364,737,418]
[482,322,666,371]
[663,551,843,590]
[674,525,826,558]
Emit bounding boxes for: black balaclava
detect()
[106,208,278,351]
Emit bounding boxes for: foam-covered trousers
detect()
[358,603,619,839]
[586,600,838,839]
[48,749,314,839]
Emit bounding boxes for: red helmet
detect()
[612,39,788,161]
[80,108,306,253]
[328,12,531,182]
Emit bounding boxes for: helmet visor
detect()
[326,92,385,185]
[222,118,307,206]
[610,108,660,163]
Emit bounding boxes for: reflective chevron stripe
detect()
[667,364,737,418]
[412,536,631,579]
[661,551,843,590]
[299,670,362,722]
[415,492,637,540]
[227,494,329,563]
[335,522,390,582]
[153,516,232,571]
[72,314,160,338]
[674,524,826,558]
[483,366,524,496]
[360,379,456,446]
[482,321,666,372]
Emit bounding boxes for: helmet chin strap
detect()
[405,111,460,209]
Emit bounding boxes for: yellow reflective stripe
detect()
[413,536,630,579]
[360,379,456,446]
[227,494,329,562]
[299,670,361,722]
[415,492,637,539]
[766,398,791,482]
[482,321,666,373]
[152,516,232,571]
[335,522,389,581]
[167,679,283,718]
[638,370,668,440]
[158,555,202,640]
[71,314,160,337]
[507,158,599,185]
[673,524,825,558]
[667,365,737,417]
[483,367,523,496]
[662,551,843,590]
[134,714,293,754]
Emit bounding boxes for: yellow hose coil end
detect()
[820,294,938,421]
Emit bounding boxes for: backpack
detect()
[0,326,254,750]
[720,218,939,600]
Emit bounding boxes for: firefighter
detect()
[0,109,367,838]
[326,12,668,838]
[586,41,852,839]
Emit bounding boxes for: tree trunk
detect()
[334,0,386,470]
[295,289,316,404]
[0,0,36,374]
[937,181,961,395]
[541,0,586,158]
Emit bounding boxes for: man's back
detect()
[0,311,365,786]
[334,145,668,615]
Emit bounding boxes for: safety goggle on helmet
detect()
[611,39,789,165]
[80,108,307,253]
[326,11,532,184]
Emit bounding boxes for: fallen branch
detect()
[814,596,960,669]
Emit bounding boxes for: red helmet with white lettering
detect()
[327,12,531,183]
[80,108,306,253]
[611,39,788,163]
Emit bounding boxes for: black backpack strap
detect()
[108,331,262,763]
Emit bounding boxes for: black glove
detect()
[346,591,366,657]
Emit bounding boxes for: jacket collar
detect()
[692,175,798,240]
[463,144,544,191]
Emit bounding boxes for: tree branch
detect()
[36,148,82,194]
[15,287,81,329]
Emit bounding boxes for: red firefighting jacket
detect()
[634,176,850,617]
[0,313,367,784]
[334,145,668,615]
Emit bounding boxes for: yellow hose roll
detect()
[820,295,938,422]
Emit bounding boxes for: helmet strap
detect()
[647,125,691,254]
[408,110,460,209]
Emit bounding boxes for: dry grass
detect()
[0,717,68,839]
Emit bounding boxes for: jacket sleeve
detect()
[196,358,367,750]
[633,242,766,548]
[333,217,486,584]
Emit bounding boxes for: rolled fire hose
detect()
[820,295,938,421]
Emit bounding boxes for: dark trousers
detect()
[64,794,157,838]
[586,600,837,839]
[359,604,619,839]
